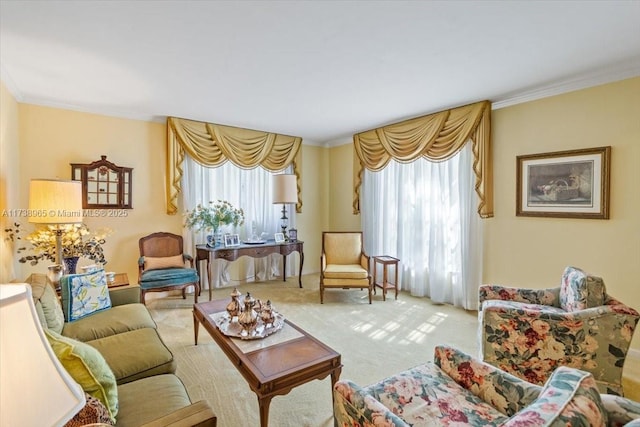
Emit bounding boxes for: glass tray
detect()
[212,311,285,340]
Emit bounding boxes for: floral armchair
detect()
[333,345,640,426]
[479,266,639,396]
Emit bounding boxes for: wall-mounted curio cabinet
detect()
[71,155,133,209]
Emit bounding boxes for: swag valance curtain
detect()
[352,100,493,218]
[166,117,303,215]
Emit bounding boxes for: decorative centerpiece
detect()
[214,289,284,340]
[5,222,112,273]
[183,200,245,248]
[226,287,242,320]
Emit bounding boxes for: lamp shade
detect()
[0,284,85,426]
[28,179,83,224]
[272,174,297,204]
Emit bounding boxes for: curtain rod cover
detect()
[166,117,303,215]
[352,100,493,218]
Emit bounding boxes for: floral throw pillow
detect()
[502,367,607,427]
[61,269,112,322]
[559,266,606,312]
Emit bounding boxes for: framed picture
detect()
[288,228,297,241]
[516,146,610,219]
[224,234,241,247]
[274,232,285,243]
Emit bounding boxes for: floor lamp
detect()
[28,179,83,277]
[1,284,86,426]
[272,174,297,240]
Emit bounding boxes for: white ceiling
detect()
[1,1,639,145]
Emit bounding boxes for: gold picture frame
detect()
[516,146,610,219]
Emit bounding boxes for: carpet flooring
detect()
[145,273,639,427]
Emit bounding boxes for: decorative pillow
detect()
[61,269,112,322]
[45,330,118,421]
[64,393,113,427]
[560,266,606,312]
[502,366,607,427]
[143,255,185,270]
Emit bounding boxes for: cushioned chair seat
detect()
[62,303,157,342]
[323,264,369,279]
[362,362,509,426]
[115,374,192,427]
[87,328,176,384]
[140,268,199,289]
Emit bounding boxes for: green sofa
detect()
[28,274,216,427]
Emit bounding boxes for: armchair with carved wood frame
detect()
[138,232,199,305]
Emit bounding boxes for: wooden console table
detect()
[196,240,304,300]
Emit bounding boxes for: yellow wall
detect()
[0,82,21,283]
[15,105,181,281]
[295,144,329,273]
[486,77,640,351]
[4,77,639,354]
[4,103,327,281]
[328,143,361,231]
[326,77,640,350]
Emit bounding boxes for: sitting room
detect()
[1,2,639,426]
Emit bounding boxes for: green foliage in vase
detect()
[184,200,245,232]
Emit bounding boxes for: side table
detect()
[108,272,129,288]
[373,256,400,301]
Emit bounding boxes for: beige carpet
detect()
[145,273,639,427]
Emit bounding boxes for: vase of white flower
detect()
[184,200,245,247]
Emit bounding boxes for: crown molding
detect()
[0,65,24,102]
[492,61,640,110]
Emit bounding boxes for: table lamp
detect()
[272,174,297,240]
[0,284,85,426]
[28,179,83,274]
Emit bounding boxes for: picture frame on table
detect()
[274,232,285,243]
[288,228,297,241]
[224,234,241,247]
[516,146,610,219]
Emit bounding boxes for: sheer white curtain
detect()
[181,158,296,289]
[361,143,482,310]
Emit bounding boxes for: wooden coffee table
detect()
[193,299,342,427]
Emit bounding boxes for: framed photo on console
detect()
[516,146,610,219]
[288,228,297,241]
[274,233,285,243]
[224,234,241,247]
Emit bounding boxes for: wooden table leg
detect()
[394,262,399,300]
[193,311,200,345]
[258,395,273,427]
[282,254,287,282]
[298,251,304,288]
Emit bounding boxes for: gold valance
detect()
[352,100,493,218]
[166,117,303,215]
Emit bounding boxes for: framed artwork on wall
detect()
[516,146,610,219]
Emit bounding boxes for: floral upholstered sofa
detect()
[479,266,639,396]
[333,345,640,426]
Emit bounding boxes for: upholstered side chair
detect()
[479,266,639,396]
[138,232,199,305]
[320,231,372,304]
